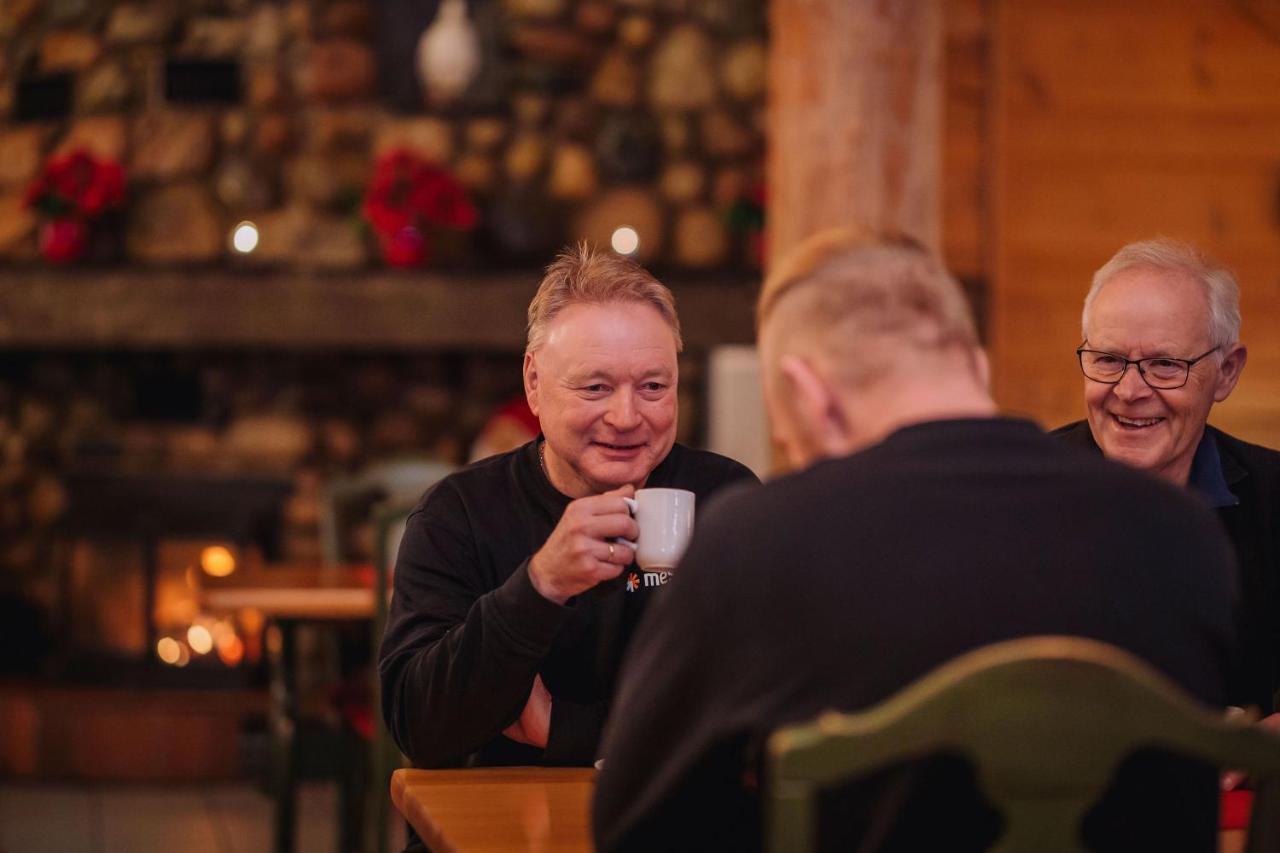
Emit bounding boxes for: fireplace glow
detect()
[200,546,237,577]
[187,624,214,655]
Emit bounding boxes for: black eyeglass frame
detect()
[1074,343,1219,391]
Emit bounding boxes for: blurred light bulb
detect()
[201,546,236,577]
[188,624,214,655]
[611,226,640,256]
[157,637,182,665]
[231,221,259,254]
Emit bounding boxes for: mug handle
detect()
[615,497,638,550]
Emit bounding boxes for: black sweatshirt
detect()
[378,439,758,768]
[594,419,1236,853]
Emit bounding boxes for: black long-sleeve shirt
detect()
[378,439,757,769]
[594,419,1237,853]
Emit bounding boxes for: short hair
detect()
[526,243,683,354]
[1083,238,1241,349]
[758,227,979,386]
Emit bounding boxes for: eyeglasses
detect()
[1075,344,1219,390]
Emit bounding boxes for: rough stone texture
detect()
[56,116,128,160]
[251,204,366,269]
[214,157,276,210]
[225,414,313,470]
[712,166,748,206]
[249,205,309,265]
[574,187,664,262]
[673,205,729,268]
[297,213,367,269]
[590,51,641,107]
[321,1,369,38]
[0,0,39,38]
[246,5,285,56]
[78,60,131,112]
[661,115,691,152]
[721,39,766,101]
[106,3,174,44]
[618,15,654,49]
[220,112,249,147]
[554,98,597,140]
[247,64,284,108]
[464,118,508,151]
[701,109,754,158]
[285,0,314,40]
[306,107,376,153]
[374,117,453,163]
[297,40,376,100]
[132,112,216,179]
[508,26,598,66]
[285,154,369,207]
[576,2,617,33]
[547,143,597,200]
[254,113,293,157]
[455,153,496,191]
[504,0,568,18]
[0,193,36,256]
[514,93,551,127]
[649,25,718,110]
[504,133,546,183]
[659,160,705,204]
[182,17,247,56]
[39,31,102,72]
[126,183,224,264]
[0,127,46,189]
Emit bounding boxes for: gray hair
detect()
[526,242,682,355]
[1083,238,1241,350]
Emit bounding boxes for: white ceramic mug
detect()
[619,488,695,571]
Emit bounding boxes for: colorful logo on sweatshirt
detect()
[625,571,671,592]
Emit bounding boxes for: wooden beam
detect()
[767,0,943,264]
[0,270,757,351]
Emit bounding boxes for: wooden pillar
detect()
[767,0,943,264]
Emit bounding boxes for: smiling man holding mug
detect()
[378,244,757,815]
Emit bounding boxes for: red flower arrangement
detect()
[24,148,127,264]
[362,149,477,268]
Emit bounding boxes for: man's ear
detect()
[1213,343,1247,402]
[523,352,540,417]
[778,354,850,459]
[971,347,991,390]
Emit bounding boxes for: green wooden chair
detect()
[766,635,1280,853]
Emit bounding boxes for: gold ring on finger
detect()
[608,542,615,561]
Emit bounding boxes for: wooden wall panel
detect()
[990,0,1280,445]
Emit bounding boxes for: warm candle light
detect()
[611,226,640,256]
[157,637,182,665]
[201,545,236,577]
[187,623,213,655]
[230,221,259,254]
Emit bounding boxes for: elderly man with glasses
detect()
[1054,237,1280,724]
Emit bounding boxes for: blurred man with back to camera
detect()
[593,229,1238,852]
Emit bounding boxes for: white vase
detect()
[416,0,481,106]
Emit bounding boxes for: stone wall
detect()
[0,0,766,270]
[0,348,706,642]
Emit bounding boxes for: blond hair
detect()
[758,227,978,385]
[526,243,682,354]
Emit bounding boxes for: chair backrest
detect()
[766,636,1280,853]
[319,458,454,566]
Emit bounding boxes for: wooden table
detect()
[390,767,595,853]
